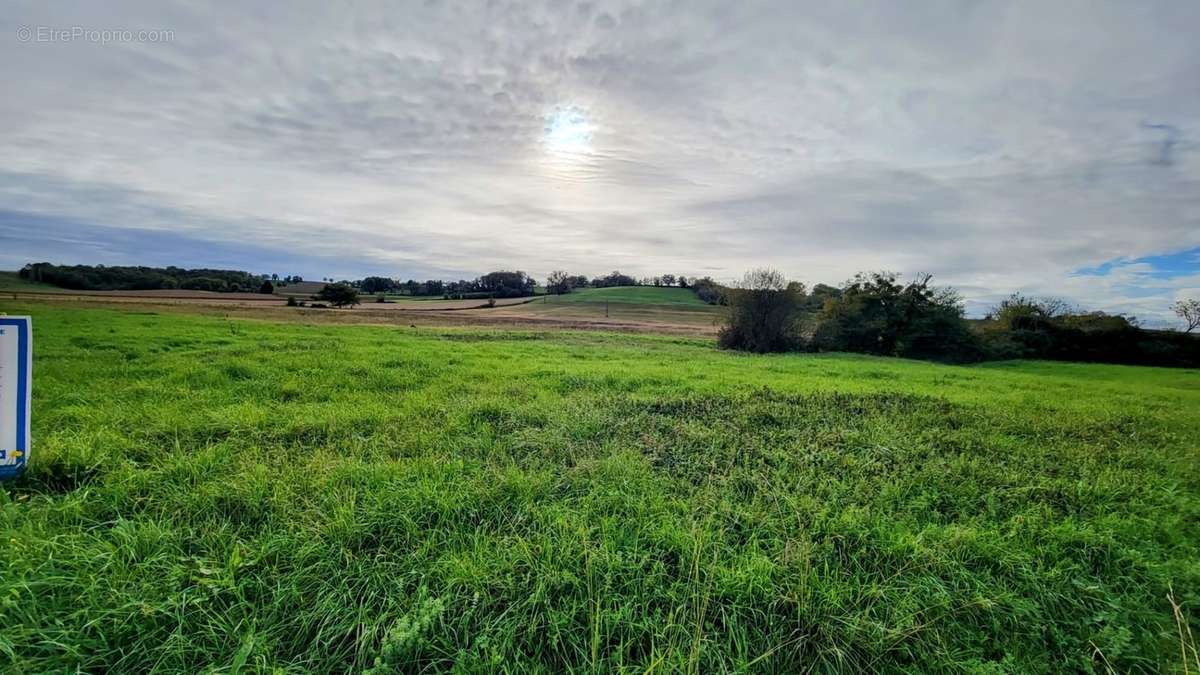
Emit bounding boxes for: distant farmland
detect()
[545,285,711,307]
[505,286,722,330]
[272,280,328,297]
[1,280,723,334]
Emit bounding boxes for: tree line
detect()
[352,271,537,299]
[18,262,293,294]
[351,270,704,298]
[718,269,1200,368]
[544,270,698,294]
[21,262,702,300]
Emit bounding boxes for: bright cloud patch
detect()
[543,106,595,157]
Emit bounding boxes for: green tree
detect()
[315,282,360,308]
[546,270,571,295]
[812,272,978,361]
[478,271,536,298]
[360,276,394,294]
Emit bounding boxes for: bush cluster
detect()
[810,272,980,362]
[978,295,1200,367]
[719,270,1199,367]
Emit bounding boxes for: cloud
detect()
[2,0,1200,320]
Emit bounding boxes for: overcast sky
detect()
[3,1,1198,321]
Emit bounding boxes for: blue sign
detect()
[0,316,32,480]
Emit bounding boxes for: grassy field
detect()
[272,281,329,298]
[507,301,720,331]
[546,286,711,307]
[1,301,1198,673]
[509,286,721,329]
[0,271,68,293]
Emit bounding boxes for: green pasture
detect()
[0,301,1197,673]
[545,286,711,307]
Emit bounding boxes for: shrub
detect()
[691,276,726,305]
[717,269,806,353]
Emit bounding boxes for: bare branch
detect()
[1174,299,1200,333]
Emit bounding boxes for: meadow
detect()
[507,287,721,331]
[0,271,68,294]
[541,286,711,307]
[0,301,1198,673]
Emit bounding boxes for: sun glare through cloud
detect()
[542,105,595,159]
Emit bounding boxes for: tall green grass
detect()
[1,302,1198,673]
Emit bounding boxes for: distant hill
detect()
[545,285,708,307]
[0,270,70,293]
